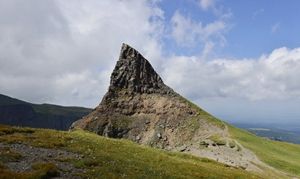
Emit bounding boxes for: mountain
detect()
[0,94,92,130]
[71,44,300,178]
[72,43,251,167]
[1,44,300,178]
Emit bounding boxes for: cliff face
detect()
[71,43,224,147]
[109,44,174,95]
[71,44,261,171]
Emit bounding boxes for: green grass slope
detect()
[0,125,261,178]
[32,104,92,117]
[229,125,300,176]
[184,99,300,177]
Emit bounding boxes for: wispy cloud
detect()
[197,0,232,19]
[170,9,229,57]
[271,22,281,34]
[252,8,264,20]
[198,0,215,11]
[171,11,226,47]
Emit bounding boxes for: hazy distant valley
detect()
[234,122,300,144]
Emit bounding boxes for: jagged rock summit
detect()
[109,43,174,95]
[71,44,262,171]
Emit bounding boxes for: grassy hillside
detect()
[0,94,28,106]
[229,125,300,177]
[32,104,92,117]
[0,125,261,178]
[185,99,300,177]
[0,94,92,130]
[1,94,300,178]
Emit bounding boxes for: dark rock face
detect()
[71,43,220,146]
[71,44,262,171]
[71,43,225,149]
[109,43,174,95]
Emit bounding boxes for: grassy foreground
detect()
[0,125,261,178]
[229,125,300,177]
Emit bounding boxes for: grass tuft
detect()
[0,147,23,162]
[0,162,59,179]
[209,134,227,146]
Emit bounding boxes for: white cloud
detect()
[198,0,215,11]
[198,0,232,19]
[163,47,300,102]
[171,11,227,49]
[202,41,215,58]
[0,0,164,107]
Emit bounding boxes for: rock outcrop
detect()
[109,43,174,95]
[71,43,262,171]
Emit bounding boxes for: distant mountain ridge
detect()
[233,122,300,144]
[0,94,92,130]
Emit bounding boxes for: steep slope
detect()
[0,94,92,130]
[71,44,269,172]
[0,94,28,105]
[0,124,265,178]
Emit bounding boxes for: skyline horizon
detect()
[1,0,300,125]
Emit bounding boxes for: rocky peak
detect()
[108,43,173,94]
[71,44,262,172]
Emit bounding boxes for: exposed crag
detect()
[109,43,174,95]
[71,44,265,171]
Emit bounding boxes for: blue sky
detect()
[1,0,300,125]
[224,0,300,58]
[159,0,300,58]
